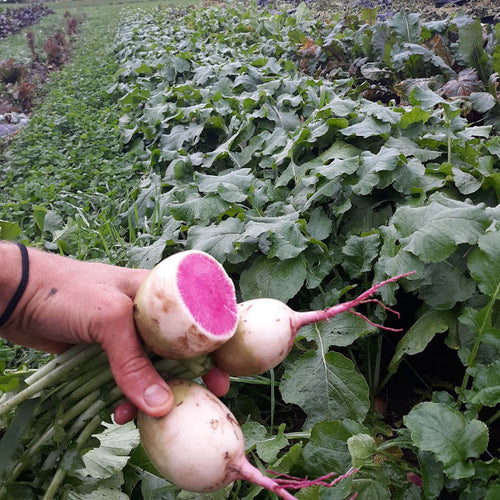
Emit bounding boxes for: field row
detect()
[1,3,499,499]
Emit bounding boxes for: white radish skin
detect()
[134,250,238,359]
[138,379,298,500]
[213,272,414,376]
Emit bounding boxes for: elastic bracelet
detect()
[0,242,29,328]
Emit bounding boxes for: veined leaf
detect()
[196,168,253,203]
[457,19,492,83]
[404,402,488,479]
[388,309,454,375]
[468,230,500,299]
[187,217,245,262]
[464,360,500,407]
[341,233,381,278]
[81,421,140,479]
[388,11,421,44]
[391,193,489,263]
[240,213,308,260]
[239,255,306,302]
[340,115,391,138]
[169,193,230,225]
[280,351,370,427]
[303,420,368,475]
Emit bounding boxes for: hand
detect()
[0,245,230,423]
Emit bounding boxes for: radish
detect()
[138,379,355,498]
[213,272,414,376]
[134,250,238,359]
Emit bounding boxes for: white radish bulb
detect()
[213,272,414,376]
[134,250,238,359]
[138,379,298,499]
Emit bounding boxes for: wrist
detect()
[0,242,40,332]
[0,242,26,325]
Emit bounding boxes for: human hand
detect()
[0,244,230,423]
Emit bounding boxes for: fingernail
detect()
[144,384,170,407]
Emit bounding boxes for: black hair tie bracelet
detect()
[0,243,29,328]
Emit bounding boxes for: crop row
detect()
[0,2,53,41]
[0,3,499,498]
[106,5,500,498]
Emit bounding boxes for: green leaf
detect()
[388,309,454,375]
[468,231,500,299]
[392,193,489,263]
[469,92,497,113]
[404,402,489,479]
[388,11,421,43]
[187,217,245,262]
[303,420,368,475]
[169,193,230,225]
[241,421,267,451]
[240,214,308,260]
[280,351,370,427]
[464,360,500,407]
[457,20,492,82]
[341,233,380,278]
[239,255,306,303]
[0,398,39,482]
[417,450,444,500]
[255,423,289,463]
[352,476,391,500]
[347,433,377,468]
[81,421,140,480]
[196,168,253,203]
[351,147,401,196]
[340,116,391,138]
[0,220,21,240]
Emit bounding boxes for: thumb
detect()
[103,330,174,419]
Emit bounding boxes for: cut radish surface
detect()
[134,250,238,359]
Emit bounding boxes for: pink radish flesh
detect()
[213,272,414,376]
[134,250,238,359]
[177,253,237,336]
[138,379,354,498]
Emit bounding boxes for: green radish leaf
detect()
[469,92,497,113]
[391,193,489,263]
[239,255,306,302]
[340,115,391,138]
[458,307,500,367]
[240,213,308,260]
[242,421,267,452]
[187,218,245,263]
[347,433,377,468]
[280,351,370,427]
[81,421,140,479]
[388,309,454,375]
[303,420,368,475]
[255,423,289,463]
[463,360,500,407]
[0,220,21,240]
[0,398,39,482]
[299,311,377,349]
[169,193,230,225]
[468,231,500,299]
[341,233,380,278]
[417,450,444,500]
[404,402,489,479]
[196,169,253,203]
[352,476,391,500]
[457,20,492,82]
[388,11,421,43]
